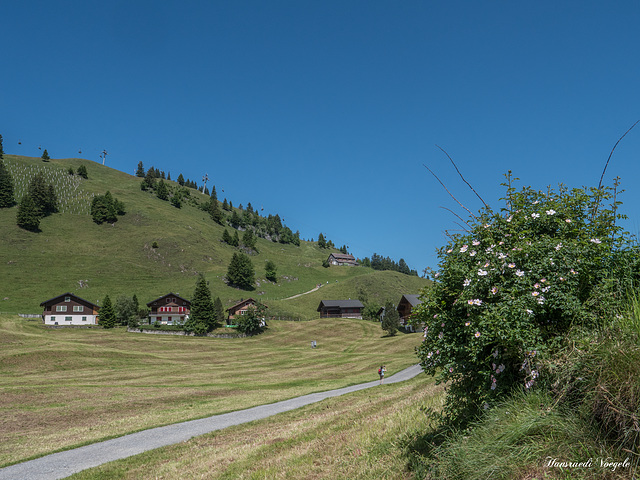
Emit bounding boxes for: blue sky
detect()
[2,1,640,273]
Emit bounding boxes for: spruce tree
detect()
[156,179,169,200]
[232,230,240,247]
[0,134,3,159]
[28,173,48,216]
[100,295,117,329]
[213,297,225,326]
[0,159,15,207]
[45,184,58,215]
[41,149,50,161]
[16,195,40,231]
[242,228,257,251]
[185,275,216,334]
[317,233,327,249]
[210,185,217,201]
[208,198,224,225]
[222,198,230,211]
[381,301,399,337]
[226,252,255,290]
[177,173,185,186]
[136,161,145,177]
[222,229,233,245]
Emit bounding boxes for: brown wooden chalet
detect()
[146,293,191,325]
[327,253,358,266]
[41,292,100,326]
[397,294,422,325]
[317,300,364,319]
[226,298,260,323]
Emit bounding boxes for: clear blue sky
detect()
[3,1,640,273]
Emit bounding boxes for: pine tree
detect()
[230,209,242,228]
[167,172,171,181]
[226,252,255,290]
[68,166,75,175]
[177,173,185,186]
[210,185,217,201]
[317,233,327,249]
[28,173,48,216]
[0,134,4,159]
[222,229,233,245]
[141,169,156,191]
[204,186,210,196]
[185,275,216,334]
[41,149,50,161]
[45,184,58,215]
[100,295,117,329]
[222,198,230,211]
[136,161,145,177]
[0,159,15,207]
[208,198,224,225]
[214,297,225,326]
[242,229,257,251]
[381,301,399,337]
[16,195,40,231]
[156,179,169,200]
[232,230,240,247]
[77,165,88,179]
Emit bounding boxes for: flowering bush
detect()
[414,176,639,425]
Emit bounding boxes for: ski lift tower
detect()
[101,149,108,165]
[202,173,209,192]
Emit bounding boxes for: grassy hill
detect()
[0,154,428,315]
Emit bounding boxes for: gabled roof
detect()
[317,299,364,311]
[226,298,258,312]
[146,292,190,307]
[401,294,422,307]
[40,292,99,309]
[329,253,356,260]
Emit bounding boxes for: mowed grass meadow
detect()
[0,314,432,469]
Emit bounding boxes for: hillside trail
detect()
[0,365,423,480]
[282,283,323,300]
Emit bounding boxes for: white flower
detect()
[565,218,571,223]
[516,270,525,277]
[508,263,516,269]
[533,200,539,205]
[469,250,477,257]
[463,279,471,287]
[590,238,602,244]
[526,309,534,315]
[531,213,540,219]
[532,291,540,297]
[460,245,468,253]
[546,209,556,215]
[478,269,488,276]
[491,286,498,295]
[465,321,471,326]
[447,248,453,253]
[555,243,562,251]
[507,215,513,223]
[472,240,480,246]
[498,253,507,260]
[474,331,481,337]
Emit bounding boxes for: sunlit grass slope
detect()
[0,313,424,466]
[0,155,427,315]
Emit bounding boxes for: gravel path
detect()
[0,364,423,480]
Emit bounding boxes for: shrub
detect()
[414,174,639,426]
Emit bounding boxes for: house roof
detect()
[146,292,190,307]
[40,292,99,309]
[329,253,356,260]
[317,299,364,311]
[401,294,422,307]
[226,298,258,312]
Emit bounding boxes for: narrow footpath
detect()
[0,364,423,480]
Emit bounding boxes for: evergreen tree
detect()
[156,179,169,200]
[0,134,3,159]
[226,252,255,290]
[45,184,58,215]
[41,149,50,161]
[232,230,240,247]
[381,301,399,337]
[242,228,257,251]
[100,295,117,329]
[208,198,224,225]
[141,169,156,191]
[222,229,233,245]
[340,245,348,254]
[16,195,40,231]
[0,159,15,207]
[136,161,145,177]
[246,202,253,214]
[28,173,48,216]
[170,196,181,208]
[68,166,75,175]
[222,198,230,211]
[265,260,277,283]
[213,297,225,326]
[77,165,88,179]
[210,185,217,201]
[115,295,137,326]
[160,170,166,179]
[229,209,242,228]
[204,186,210,196]
[167,172,171,181]
[317,233,327,249]
[91,191,125,224]
[177,173,185,186]
[185,275,216,334]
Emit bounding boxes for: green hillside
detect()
[0,155,428,315]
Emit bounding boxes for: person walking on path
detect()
[378,365,386,384]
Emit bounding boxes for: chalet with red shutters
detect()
[146,293,191,325]
[41,293,100,326]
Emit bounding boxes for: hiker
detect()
[378,365,386,384]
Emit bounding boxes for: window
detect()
[65,316,72,321]
[56,305,67,312]
[73,306,84,312]
[51,316,56,322]
[82,317,87,321]
[65,296,71,302]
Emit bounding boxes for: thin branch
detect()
[436,145,488,210]
[598,119,640,190]
[439,206,471,228]
[423,164,477,220]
